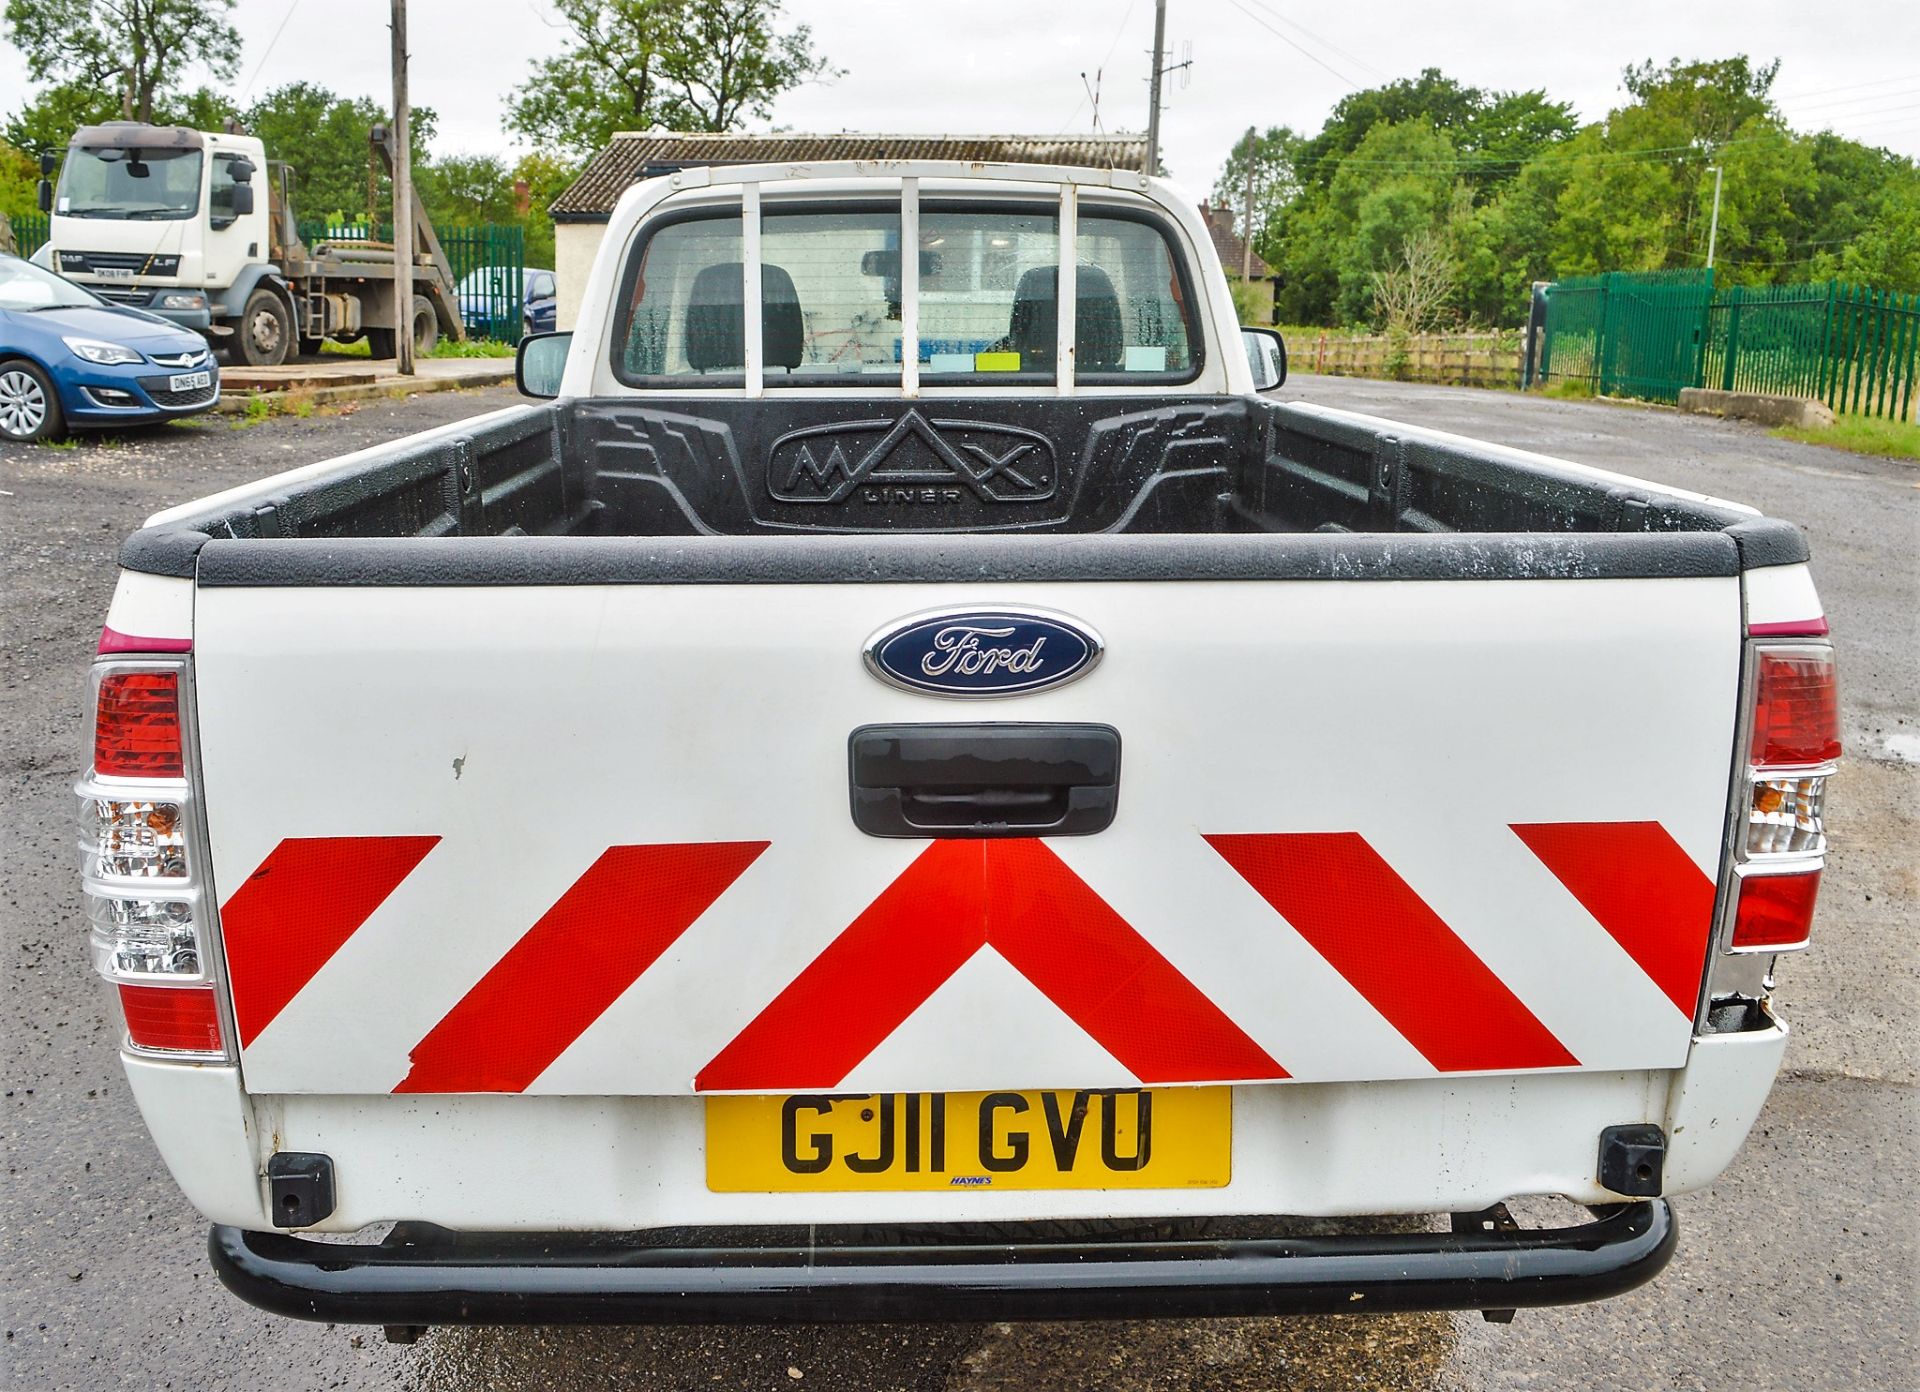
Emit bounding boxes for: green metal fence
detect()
[297,219,527,344]
[440,224,526,345]
[1541,268,1920,421]
[11,211,50,258]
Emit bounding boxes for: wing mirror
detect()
[37,149,55,212]
[230,184,255,216]
[1242,327,1288,391]
[516,331,572,398]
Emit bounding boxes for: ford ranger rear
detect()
[77,160,1839,1331]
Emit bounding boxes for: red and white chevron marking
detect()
[218,821,1717,1096]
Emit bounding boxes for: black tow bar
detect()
[209,1200,1676,1326]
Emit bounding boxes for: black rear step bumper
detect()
[209,1200,1675,1325]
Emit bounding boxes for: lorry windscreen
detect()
[612,199,1200,388]
[57,147,202,221]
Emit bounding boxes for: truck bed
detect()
[120,395,1804,587]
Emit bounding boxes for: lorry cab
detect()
[46,123,271,347]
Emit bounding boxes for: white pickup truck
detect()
[80,161,1839,1334]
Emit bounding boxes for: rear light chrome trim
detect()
[1721,861,1821,955]
[1698,630,1838,1030]
[79,655,238,1063]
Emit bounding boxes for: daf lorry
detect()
[37,121,460,365]
[78,160,1836,1334]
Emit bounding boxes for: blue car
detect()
[456,266,557,339]
[0,251,220,443]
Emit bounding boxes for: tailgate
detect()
[193,574,1740,1097]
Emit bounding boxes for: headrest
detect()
[684,261,804,372]
[1007,264,1124,370]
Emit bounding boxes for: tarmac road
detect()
[2,378,1914,1391]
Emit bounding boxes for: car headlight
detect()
[63,338,145,366]
[158,293,207,312]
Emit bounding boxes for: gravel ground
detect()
[2,378,1914,1391]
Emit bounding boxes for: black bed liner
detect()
[121,395,1807,583]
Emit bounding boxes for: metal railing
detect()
[1540,269,1919,421]
[11,211,50,258]
[298,219,528,344]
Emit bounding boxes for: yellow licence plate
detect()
[705,1088,1230,1192]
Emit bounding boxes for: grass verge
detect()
[320,337,514,360]
[1773,413,1920,462]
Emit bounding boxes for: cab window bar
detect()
[731,178,1085,399]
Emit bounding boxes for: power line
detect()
[1055,0,1141,134]
[239,0,303,102]
[1778,81,1920,113]
[1228,0,1363,91]
[1240,0,1388,82]
[1772,71,1920,101]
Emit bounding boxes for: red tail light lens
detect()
[1750,647,1840,768]
[1731,870,1821,951]
[94,671,184,778]
[117,984,223,1053]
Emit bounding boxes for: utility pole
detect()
[1704,163,1724,271]
[1240,126,1256,281]
[390,0,415,375]
[1145,0,1167,177]
[1142,2,1193,178]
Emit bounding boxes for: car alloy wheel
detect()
[0,367,48,439]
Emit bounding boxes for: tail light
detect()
[1725,637,1838,957]
[76,656,228,1059]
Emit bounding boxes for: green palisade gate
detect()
[1542,269,1919,422]
[12,212,50,258]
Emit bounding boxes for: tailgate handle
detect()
[848,723,1120,839]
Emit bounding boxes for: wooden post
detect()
[391,0,415,375]
[1240,126,1256,282]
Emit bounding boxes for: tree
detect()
[659,0,838,131]
[0,138,38,219]
[1622,55,1780,150]
[507,0,834,158]
[3,0,239,124]
[1838,177,1920,292]
[1208,126,1297,249]
[513,150,584,267]
[417,154,515,227]
[3,81,121,157]
[240,83,435,226]
[1372,228,1457,338]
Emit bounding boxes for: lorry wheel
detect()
[236,288,293,367]
[0,358,66,442]
[364,327,396,359]
[410,295,439,355]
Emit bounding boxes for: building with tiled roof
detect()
[549,132,1149,328]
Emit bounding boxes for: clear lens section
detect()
[79,795,188,879]
[85,895,200,977]
[1748,774,1827,856]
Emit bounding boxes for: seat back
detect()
[684,262,804,372]
[1007,264,1125,370]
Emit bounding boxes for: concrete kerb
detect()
[211,361,514,415]
[1678,387,1836,430]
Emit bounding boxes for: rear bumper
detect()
[208,1202,1675,1325]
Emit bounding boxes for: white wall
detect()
[554,221,606,331]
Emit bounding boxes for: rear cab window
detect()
[611,193,1201,388]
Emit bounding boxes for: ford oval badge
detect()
[864,607,1103,698]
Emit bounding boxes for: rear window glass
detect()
[611,201,1198,386]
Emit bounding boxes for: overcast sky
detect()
[5,0,1917,189]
